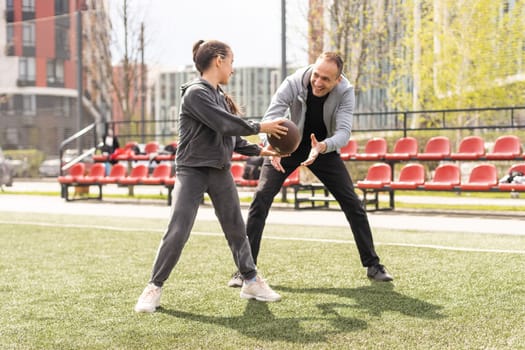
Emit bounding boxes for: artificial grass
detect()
[1,212,524,349]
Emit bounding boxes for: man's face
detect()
[310,58,342,97]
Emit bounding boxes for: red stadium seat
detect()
[57,163,86,184]
[92,153,110,162]
[340,139,358,160]
[423,164,461,190]
[98,163,127,184]
[118,164,149,185]
[76,163,106,184]
[498,163,525,192]
[486,135,522,160]
[357,163,391,189]
[140,163,172,185]
[230,163,257,186]
[231,152,249,161]
[450,136,485,160]
[164,176,176,187]
[385,137,418,161]
[156,141,177,161]
[113,141,140,161]
[417,136,451,160]
[133,141,160,161]
[389,163,425,189]
[283,168,301,187]
[354,138,387,161]
[459,164,498,191]
[356,163,392,211]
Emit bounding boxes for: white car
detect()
[38,158,61,177]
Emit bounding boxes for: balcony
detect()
[17,79,36,87]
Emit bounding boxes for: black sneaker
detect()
[367,264,393,282]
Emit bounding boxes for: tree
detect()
[389,0,525,115]
[324,0,525,117]
[328,0,397,112]
[109,0,148,139]
[109,0,149,195]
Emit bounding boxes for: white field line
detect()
[2,220,525,255]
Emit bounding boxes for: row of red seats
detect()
[341,135,524,161]
[357,162,525,192]
[58,161,301,204]
[58,162,175,186]
[93,141,178,163]
[58,162,176,203]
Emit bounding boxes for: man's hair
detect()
[318,52,344,76]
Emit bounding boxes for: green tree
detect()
[328,0,395,111]
[389,0,525,116]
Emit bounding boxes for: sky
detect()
[109,0,310,69]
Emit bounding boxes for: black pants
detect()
[246,146,380,267]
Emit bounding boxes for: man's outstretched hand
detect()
[301,134,327,166]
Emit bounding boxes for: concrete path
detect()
[1,191,523,236]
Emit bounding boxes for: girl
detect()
[135,40,287,313]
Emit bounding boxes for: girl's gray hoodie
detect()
[176,78,262,169]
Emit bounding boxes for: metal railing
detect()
[352,106,525,136]
[71,106,525,156]
[58,123,99,175]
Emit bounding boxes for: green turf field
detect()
[1,211,524,349]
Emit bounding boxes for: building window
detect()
[63,98,71,117]
[19,57,35,82]
[55,25,70,59]
[55,0,69,14]
[47,59,65,84]
[7,0,14,10]
[5,24,15,55]
[6,128,19,145]
[22,95,36,116]
[22,0,35,12]
[6,24,14,44]
[22,22,35,46]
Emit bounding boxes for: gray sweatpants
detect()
[149,165,257,287]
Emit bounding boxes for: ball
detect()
[267,119,301,154]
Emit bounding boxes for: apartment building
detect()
[148,65,280,141]
[0,0,112,156]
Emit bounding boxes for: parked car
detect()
[39,158,61,177]
[6,157,30,177]
[39,149,95,178]
[0,147,14,187]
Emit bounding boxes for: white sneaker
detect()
[240,276,281,302]
[227,271,243,288]
[134,283,162,313]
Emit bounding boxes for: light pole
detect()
[76,1,83,154]
[281,0,287,82]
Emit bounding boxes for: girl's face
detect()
[218,50,234,85]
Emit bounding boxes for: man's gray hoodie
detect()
[262,65,354,154]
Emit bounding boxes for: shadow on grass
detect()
[158,283,443,344]
[277,282,445,319]
[160,299,366,343]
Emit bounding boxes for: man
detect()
[228,52,393,287]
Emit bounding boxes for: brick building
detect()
[0,0,112,156]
